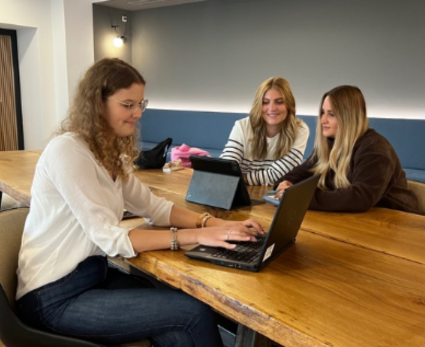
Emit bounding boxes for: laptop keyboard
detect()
[211,236,266,263]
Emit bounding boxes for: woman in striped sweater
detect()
[221,77,309,186]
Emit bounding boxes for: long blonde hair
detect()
[312,85,369,189]
[249,77,302,160]
[59,58,145,181]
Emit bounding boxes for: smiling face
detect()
[320,96,339,138]
[102,83,145,138]
[261,88,288,137]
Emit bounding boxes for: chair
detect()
[407,180,425,215]
[0,208,150,347]
[0,193,27,211]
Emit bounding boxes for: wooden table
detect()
[1,150,425,347]
[0,150,40,207]
[133,169,425,265]
[126,225,425,347]
[129,170,425,347]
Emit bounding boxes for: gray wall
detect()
[96,0,425,119]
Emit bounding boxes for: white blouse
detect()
[16,133,173,299]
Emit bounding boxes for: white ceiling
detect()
[94,0,210,11]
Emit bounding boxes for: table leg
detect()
[235,324,273,347]
[0,191,2,208]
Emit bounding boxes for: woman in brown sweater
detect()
[274,85,419,214]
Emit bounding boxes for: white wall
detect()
[130,0,425,120]
[0,0,96,150]
[1,0,424,151]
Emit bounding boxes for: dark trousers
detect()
[17,256,223,347]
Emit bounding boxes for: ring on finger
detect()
[226,229,233,241]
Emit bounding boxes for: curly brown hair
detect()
[59,58,145,180]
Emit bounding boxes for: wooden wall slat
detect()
[0,35,19,151]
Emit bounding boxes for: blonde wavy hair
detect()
[249,77,302,160]
[58,58,145,181]
[312,85,369,189]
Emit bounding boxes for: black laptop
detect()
[185,174,320,272]
[186,156,261,210]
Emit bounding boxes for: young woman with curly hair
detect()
[220,77,309,186]
[274,85,419,214]
[16,58,263,347]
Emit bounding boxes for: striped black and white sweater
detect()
[220,117,309,186]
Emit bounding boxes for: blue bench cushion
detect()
[404,169,425,183]
[368,118,425,172]
[138,109,425,182]
[139,109,245,149]
[138,109,247,161]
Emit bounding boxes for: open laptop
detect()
[185,174,320,272]
[186,156,262,210]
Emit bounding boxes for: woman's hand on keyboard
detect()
[196,226,259,249]
[203,217,264,235]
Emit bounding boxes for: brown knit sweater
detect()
[274,129,420,214]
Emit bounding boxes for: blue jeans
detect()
[17,256,223,347]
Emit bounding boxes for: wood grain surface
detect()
[2,150,425,347]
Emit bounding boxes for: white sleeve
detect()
[220,121,246,163]
[122,174,174,227]
[245,123,310,186]
[43,137,137,257]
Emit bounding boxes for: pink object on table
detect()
[171,144,211,167]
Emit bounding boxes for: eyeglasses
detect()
[108,98,149,113]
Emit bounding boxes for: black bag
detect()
[135,138,173,169]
